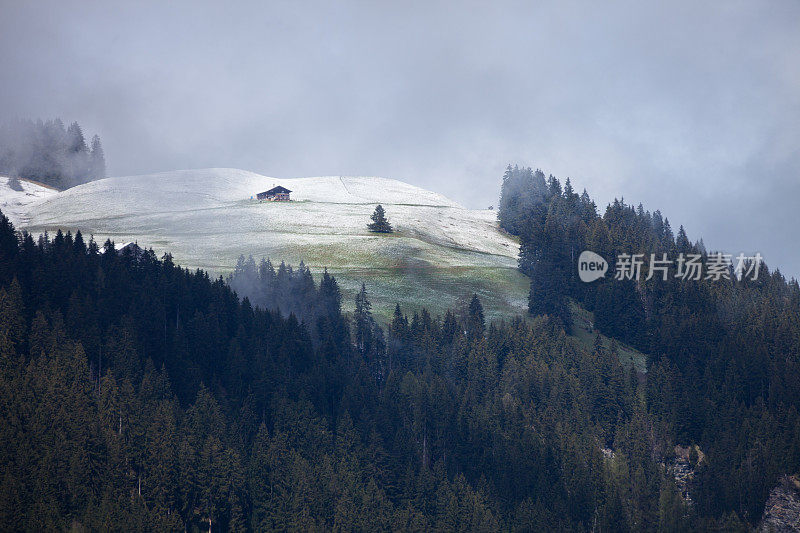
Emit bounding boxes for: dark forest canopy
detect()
[0,209,692,531]
[500,163,800,526]
[0,118,106,190]
[0,162,797,529]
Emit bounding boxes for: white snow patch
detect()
[0,177,59,226]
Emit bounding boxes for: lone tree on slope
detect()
[367,204,393,233]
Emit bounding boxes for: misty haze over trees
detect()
[0,118,106,190]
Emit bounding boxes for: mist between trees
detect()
[0,118,106,190]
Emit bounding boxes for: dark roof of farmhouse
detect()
[263,185,291,195]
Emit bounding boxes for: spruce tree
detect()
[67,122,88,154]
[67,122,90,186]
[467,294,485,340]
[367,205,393,233]
[354,283,373,356]
[90,135,106,181]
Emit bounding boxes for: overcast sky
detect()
[1,1,799,276]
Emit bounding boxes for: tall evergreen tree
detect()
[354,283,373,356]
[66,122,90,185]
[466,293,485,340]
[367,205,393,233]
[90,135,106,180]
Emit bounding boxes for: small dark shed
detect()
[257,186,292,201]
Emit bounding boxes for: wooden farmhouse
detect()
[257,185,292,202]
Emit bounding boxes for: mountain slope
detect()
[0,177,59,226]
[7,168,529,320]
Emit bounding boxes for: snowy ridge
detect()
[26,168,504,258]
[35,169,461,224]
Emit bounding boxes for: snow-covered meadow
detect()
[2,169,529,320]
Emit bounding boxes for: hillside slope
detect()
[0,177,59,226]
[7,168,529,320]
